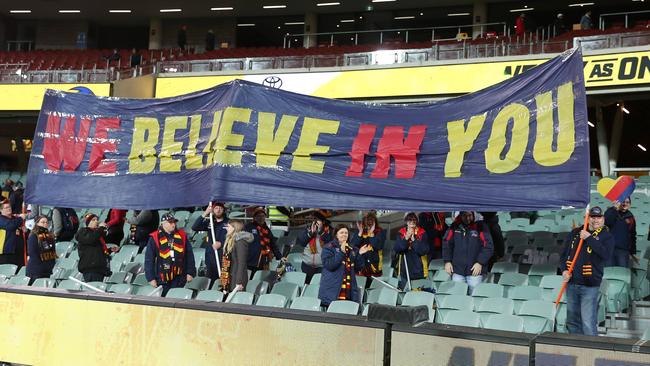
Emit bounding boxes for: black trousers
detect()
[301,262,322,284]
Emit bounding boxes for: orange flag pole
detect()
[555,205,590,307]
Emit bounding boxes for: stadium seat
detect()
[327,300,359,315]
[498,273,529,296]
[431,270,451,289]
[55,257,78,270]
[435,295,474,323]
[31,278,54,288]
[508,285,543,312]
[603,267,632,313]
[184,276,211,292]
[410,278,434,290]
[287,253,303,271]
[270,282,299,304]
[309,273,321,285]
[56,279,82,290]
[132,273,148,287]
[301,284,319,298]
[428,259,445,274]
[252,270,272,281]
[476,297,515,325]
[527,264,558,286]
[105,271,133,284]
[134,285,161,296]
[289,296,321,312]
[471,283,505,308]
[7,275,30,286]
[165,288,193,299]
[256,293,287,308]
[0,264,17,277]
[245,279,269,296]
[68,250,80,261]
[539,275,565,300]
[517,300,555,333]
[55,241,74,258]
[630,258,649,300]
[483,314,524,332]
[196,290,224,302]
[435,281,469,303]
[487,262,519,283]
[440,310,481,328]
[401,291,435,322]
[282,272,307,288]
[642,328,650,340]
[230,291,254,305]
[109,252,131,272]
[133,253,145,264]
[122,262,142,275]
[365,287,398,306]
[355,275,368,290]
[109,284,133,294]
[118,245,139,259]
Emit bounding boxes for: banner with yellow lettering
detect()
[25,48,589,211]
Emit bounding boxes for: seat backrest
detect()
[256,293,287,308]
[230,291,254,305]
[252,270,272,281]
[477,297,515,315]
[603,266,631,285]
[196,290,224,302]
[366,287,398,306]
[438,295,474,311]
[327,300,360,315]
[31,278,54,288]
[57,279,82,290]
[401,291,435,308]
[642,328,650,341]
[539,275,564,289]
[165,288,193,299]
[132,273,148,286]
[508,285,543,301]
[301,284,320,298]
[310,273,321,285]
[517,300,555,319]
[499,273,529,287]
[437,281,468,295]
[0,264,17,277]
[110,283,133,294]
[271,282,299,302]
[491,262,520,274]
[8,275,30,286]
[134,285,161,296]
[441,310,481,328]
[289,296,321,312]
[185,276,211,291]
[483,314,524,332]
[282,272,307,287]
[472,283,505,299]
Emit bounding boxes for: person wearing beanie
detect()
[245,207,283,275]
[442,211,494,294]
[193,202,229,287]
[26,215,57,283]
[393,212,429,290]
[296,210,333,283]
[351,211,385,278]
[604,197,637,268]
[76,213,116,282]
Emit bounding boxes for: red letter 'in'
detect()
[370,125,427,179]
[88,117,120,174]
[345,124,377,177]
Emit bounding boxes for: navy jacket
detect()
[0,215,23,255]
[193,215,228,281]
[144,229,196,284]
[442,220,494,276]
[318,241,367,306]
[604,207,637,254]
[26,232,56,279]
[560,227,614,287]
[394,226,429,281]
[245,222,281,269]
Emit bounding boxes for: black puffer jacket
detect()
[76,227,110,275]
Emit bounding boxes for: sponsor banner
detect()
[25,49,589,211]
[536,341,650,366]
[0,84,110,111]
[155,50,650,99]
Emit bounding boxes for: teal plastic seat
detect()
[105,271,133,284]
[365,287,398,306]
[252,270,272,281]
[642,328,650,340]
[134,285,161,297]
[428,259,445,274]
[132,273,149,287]
[527,264,558,286]
[476,297,515,325]
[310,273,321,285]
[67,250,79,261]
[301,284,320,298]
[440,310,481,328]
[282,272,307,288]
[410,278,433,290]
[55,241,74,258]
[471,283,505,308]
[487,262,520,283]
[431,270,451,289]
[435,295,474,323]
[184,276,211,292]
[55,257,78,270]
[230,291,254,305]
[603,266,631,313]
[630,258,649,300]
[436,281,468,303]
[118,245,139,260]
[8,275,30,286]
[0,264,17,277]
[109,283,133,294]
[31,278,54,288]
[508,285,543,312]
[270,282,299,305]
[401,291,435,322]
[483,314,524,332]
[287,253,303,270]
[355,275,368,290]
[133,253,145,264]
[245,279,270,296]
[256,293,287,308]
[165,288,193,299]
[327,300,359,315]
[498,273,529,296]
[539,275,564,300]
[196,290,224,302]
[56,279,82,290]
[289,296,321,312]
[109,252,130,272]
[517,300,555,333]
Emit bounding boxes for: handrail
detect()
[283,22,508,48]
[599,9,650,30]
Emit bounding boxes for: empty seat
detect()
[327,300,360,315]
[471,283,505,308]
[105,271,133,284]
[0,264,18,277]
[488,262,520,283]
[476,297,515,325]
[271,282,300,305]
[365,287,398,306]
[31,278,54,288]
[252,270,272,281]
[401,291,435,322]
[256,293,287,308]
[165,288,193,299]
[508,285,543,312]
[539,275,565,300]
[301,284,320,298]
[196,290,224,302]
[132,273,149,287]
[440,310,481,328]
[603,267,631,313]
[134,285,161,297]
[230,291,254,305]
[435,281,469,303]
[483,314,524,332]
[289,296,321,312]
[184,276,211,292]
[436,295,474,323]
[117,245,139,259]
[56,279,82,290]
[55,241,74,257]
[245,279,270,296]
[282,272,307,288]
[431,270,451,289]
[109,283,133,294]
[55,257,78,270]
[517,300,555,333]
[498,273,529,296]
[527,264,558,286]
[7,275,30,286]
[309,273,321,285]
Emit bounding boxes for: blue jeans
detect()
[452,274,483,295]
[566,283,600,336]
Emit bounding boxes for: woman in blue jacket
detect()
[26,215,57,283]
[318,225,371,307]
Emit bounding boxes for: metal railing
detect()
[283,22,508,48]
[599,10,650,30]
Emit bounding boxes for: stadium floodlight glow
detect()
[284,22,304,25]
[587,121,595,127]
[394,16,415,19]
[448,13,471,16]
[211,7,234,11]
[568,2,595,6]
[509,8,535,12]
[10,10,32,14]
[237,23,256,26]
[317,2,341,6]
[340,19,355,23]
[109,10,132,13]
[59,10,81,13]
[263,5,287,9]
[159,9,182,13]
[639,144,647,152]
[621,106,630,114]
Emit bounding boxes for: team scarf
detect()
[33,227,57,262]
[155,231,186,282]
[256,223,273,269]
[220,253,232,291]
[309,225,329,254]
[337,244,353,301]
[357,226,383,277]
[566,226,604,278]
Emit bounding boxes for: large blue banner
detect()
[25,48,589,211]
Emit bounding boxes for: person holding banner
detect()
[193,202,229,287]
[604,198,638,267]
[0,199,25,267]
[394,213,429,290]
[442,212,493,294]
[145,213,196,296]
[351,211,385,278]
[76,213,117,282]
[26,215,57,284]
[220,220,254,293]
[318,225,371,307]
[245,207,283,275]
[560,206,614,336]
[296,211,332,284]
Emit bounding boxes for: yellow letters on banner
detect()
[533,82,575,166]
[160,116,187,172]
[291,117,340,174]
[444,114,486,178]
[255,112,298,167]
[203,110,223,167]
[128,117,160,174]
[485,103,530,174]
[185,115,203,170]
[215,107,251,166]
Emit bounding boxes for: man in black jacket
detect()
[76,213,117,282]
